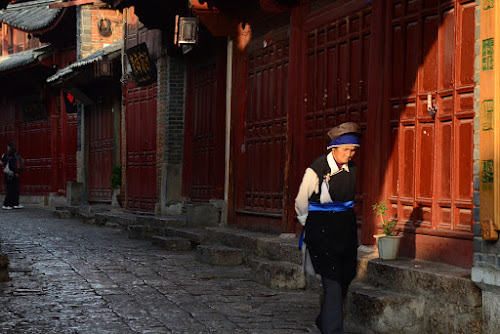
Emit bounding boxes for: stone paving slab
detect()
[0,206,323,333]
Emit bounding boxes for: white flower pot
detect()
[373,234,403,260]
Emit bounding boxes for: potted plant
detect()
[110,165,123,207]
[372,201,402,260]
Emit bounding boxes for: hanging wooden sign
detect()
[125,42,157,87]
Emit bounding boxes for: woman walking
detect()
[295,122,362,334]
[1,143,21,210]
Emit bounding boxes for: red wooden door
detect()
[382,1,475,267]
[299,1,371,223]
[65,113,78,183]
[88,103,114,202]
[234,37,289,232]
[184,60,224,202]
[17,120,52,195]
[126,82,157,212]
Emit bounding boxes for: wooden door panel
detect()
[88,104,113,202]
[66,113,78,182]
[235,38,289,229]
[458,3,475,86]
[438,121,453,201]
[456,119,473,201]
[442,9,455,90]
[417,124,433,200]
[126,83,157,212]
[405,21,419,96]
[186,57,225,202]
[18,120,52,195]
[385,0,475,267]
[401,126,415,199]
[422,15,439,92]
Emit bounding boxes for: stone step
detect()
[95,213,135,229]
[128,224,149,240]
[195,245,243,266]
[55,205,95,224]
[204,227,302,265]
[136,215,186,229]
[0,253,9,282]
[162,227,206,245]
[248,258,305,290]
[356,251,481,306]
[186,203,220,227]
[152,236,192,251]
[345,282,425,334]
[53,210,72,219]
[350,248,482,334]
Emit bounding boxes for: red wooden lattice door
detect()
[126,83,157,212]
[65,113,78,183]
[18,120,52,195]
[299,1,371,221]
[234,37,289,232]
[184,60,225,202]
[88,103,114,202]
[383,0,475,267]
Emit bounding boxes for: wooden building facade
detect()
[99,0,476,269]
[0,0,78,198]
[184,0,476,268]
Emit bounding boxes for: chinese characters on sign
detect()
[483,0,494,10]
[482,160,494,191]
[482,38,494,71]
[125,43,156,87]
[481,99,494,131]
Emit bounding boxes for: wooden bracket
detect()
[481,220,499,241]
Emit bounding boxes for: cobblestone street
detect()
[0,206,320,334]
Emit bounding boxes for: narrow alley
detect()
[0,206,320,333]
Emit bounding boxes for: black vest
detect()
[308,155,357,203]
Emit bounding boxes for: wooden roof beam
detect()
[49,0,105,8]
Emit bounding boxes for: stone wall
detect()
[162,54,186,209]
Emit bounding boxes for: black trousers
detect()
[317,276,344,334]
[3,175,19,207]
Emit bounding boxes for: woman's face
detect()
[332,146,357,165]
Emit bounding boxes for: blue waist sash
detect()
[299,200,354,249]
[308,200,354,212]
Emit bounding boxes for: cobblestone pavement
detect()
[0,206,322,334]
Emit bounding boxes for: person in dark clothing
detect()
[295,122,362,334]
[1,143,22,210]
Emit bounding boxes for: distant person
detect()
[295,122,362,334]
[1,143,23,210]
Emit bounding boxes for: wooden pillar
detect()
[227,28,247,224]
[480,1,498,239]
[286,3,305,234]
[360,0,387,244]
[60,90,68,189]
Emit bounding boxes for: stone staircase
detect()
[344,249,482,334]
[198,227,308,289]
[53,206,483,334]
[53,205,206,252]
